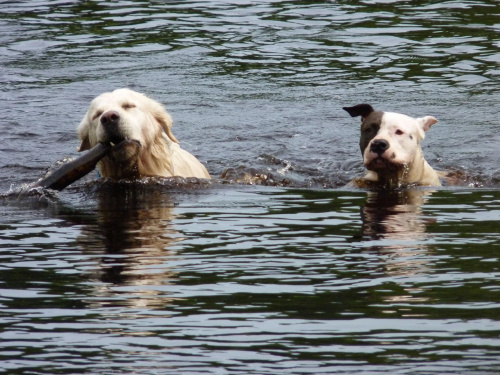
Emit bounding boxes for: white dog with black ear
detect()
[343,104,440,188]
[78,88,210,180]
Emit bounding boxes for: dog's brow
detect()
[122,102,136,109]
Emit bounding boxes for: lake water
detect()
[1,1,500,374]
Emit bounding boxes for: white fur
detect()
[361,112,439,187]
[77,88,210,179]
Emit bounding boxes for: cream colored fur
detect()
[77,88,210,179]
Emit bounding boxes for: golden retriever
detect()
[77,88,210,179]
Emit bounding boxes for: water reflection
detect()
[360,189,435,308]
[362,189,432,241]
[361,189,434,274]
[1,185,500,373]
[78,183,181,309]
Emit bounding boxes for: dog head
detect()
[78,88,178,151]
[77,88,179,178]
[343,104,437,179]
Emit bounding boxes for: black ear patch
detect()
[343,104,383,156]
[343,104,374,119]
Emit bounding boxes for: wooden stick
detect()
[35,143,112,191]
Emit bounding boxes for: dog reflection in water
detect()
[361,189,436,279]
[78,183,181,310]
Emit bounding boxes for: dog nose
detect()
[100,111,120,127]
[370,139,389,155]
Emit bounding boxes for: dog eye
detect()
[92,111,103,121]
[122,103,136,110]
[395,129,404,135]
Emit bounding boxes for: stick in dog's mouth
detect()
[33,140,141,192]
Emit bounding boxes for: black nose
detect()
[100,111,120,127]
[370,139,389,155]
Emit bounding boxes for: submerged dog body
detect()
[78,88,210,179]
[343,104,440,187]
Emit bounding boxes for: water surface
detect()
[2,185,500,374]
[1,1,500,374]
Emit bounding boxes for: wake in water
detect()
[1,149,497,202]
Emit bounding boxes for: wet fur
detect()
[344,104,440,188]
[78,88,210,179]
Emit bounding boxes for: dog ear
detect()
[416,116,438,132]
[343,104,375,121]
[77,118,92,152]
[78,138,92,152]
[151,101,179,144]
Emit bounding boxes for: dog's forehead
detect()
[90,89,141,109]
[380,112,418,131]
[89,92,116,110]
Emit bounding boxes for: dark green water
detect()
[1,1,499,374]
[1,185,500,374]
